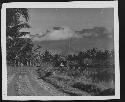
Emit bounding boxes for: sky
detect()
[28,8,114,34]
[21,8,114,41]
[19,8,114,50]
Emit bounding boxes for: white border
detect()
[2,1,117,8]
[2,1,120,100]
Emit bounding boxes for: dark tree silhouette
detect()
[6,8,33,66]
[42,50,52,62]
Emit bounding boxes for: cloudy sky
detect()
[21,8,114,41]
[29,8,113,30]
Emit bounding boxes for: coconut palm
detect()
[6,8,33,66]
[6,8,30,38]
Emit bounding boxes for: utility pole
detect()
[68,37,71,54]
[62,36,72,56]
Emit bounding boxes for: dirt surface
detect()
[7,66,64,96]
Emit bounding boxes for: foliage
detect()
[35,48,114,81]
[35,47,114,70]
[6,8,33,66]
[35,47,115,96]
[6,8,30,38]
[42,50,53,62]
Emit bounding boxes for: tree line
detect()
[33,48,114,68]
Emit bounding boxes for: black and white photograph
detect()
[2,1,120,100]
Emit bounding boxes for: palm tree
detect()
[6,8,32,66]
[6,8,30,38]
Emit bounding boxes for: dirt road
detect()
[7,67,67,96]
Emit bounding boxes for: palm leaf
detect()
[7,23,30,38]
[6,8,33,65]
[17,8,29,22]
[6,8,20,27]
[6,8,29,27]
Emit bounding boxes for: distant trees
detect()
[34,48,114,80]
[65,48,114,68]
[30,47,114,69]
[93,49,114,67]
[52,54,62,67]
[42,50,53,62]
[6,8,33,66]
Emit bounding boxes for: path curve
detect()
[7,67,69,96]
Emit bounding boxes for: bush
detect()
[88,70,115,83]
[72,82,101,95]
[96,88,115,96]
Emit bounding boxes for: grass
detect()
[43,77,80,96]
[71,82,101,94]
[44,76,91,96]
[36,64,115,96]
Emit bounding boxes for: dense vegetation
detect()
[6,8,33,66]
[33,48,115,96]
[33,48,114,68]
[34,48,115,79]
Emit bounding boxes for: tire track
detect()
[16,74,37,96]
[29,70,69,96]
[7,73,16,85]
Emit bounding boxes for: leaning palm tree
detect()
[6,8,33,66]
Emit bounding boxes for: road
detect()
[7,67,68,96]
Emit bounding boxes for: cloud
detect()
[75,26,114,38]
[82,33,93,37]
[32,26,80,41]
[29,26,113,41]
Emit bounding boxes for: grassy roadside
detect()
[35,64,115,96]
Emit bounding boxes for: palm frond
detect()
[12,23,30,30]
[18,32,30,37]
[7,23,30,38]
[17,8,29,22]
[6,8,29,27]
